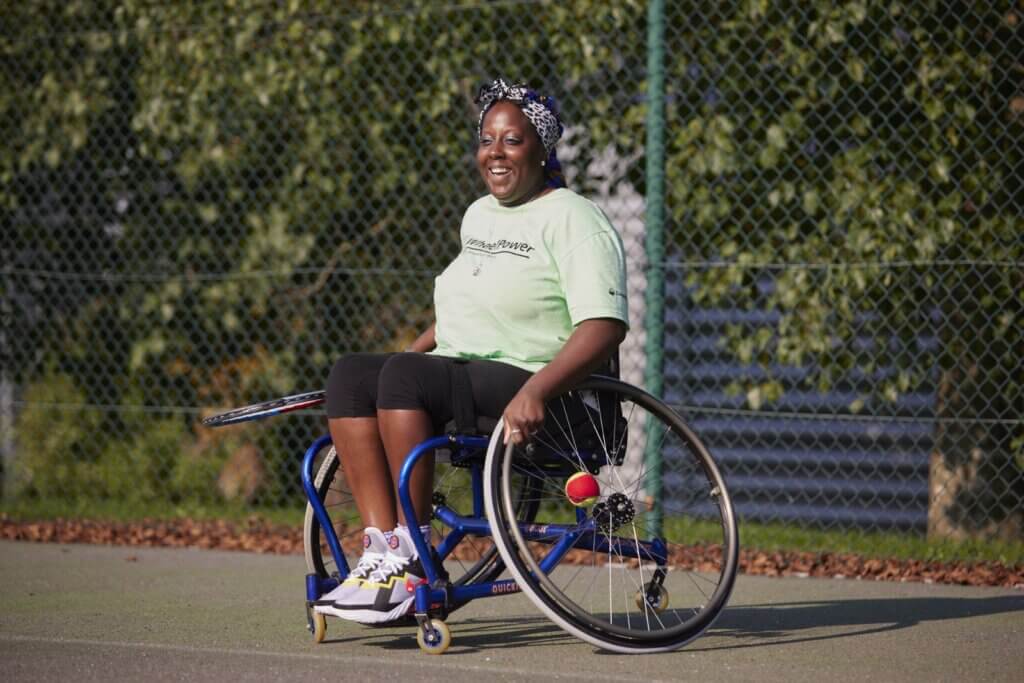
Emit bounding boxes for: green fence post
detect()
[643,0,666,538]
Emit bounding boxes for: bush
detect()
[12,372,106,500]
[12,372,235,506]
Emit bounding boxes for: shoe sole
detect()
[316,597,414,624]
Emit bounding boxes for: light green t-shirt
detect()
[431,188,628,372]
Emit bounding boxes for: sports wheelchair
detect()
[206,376,738,654]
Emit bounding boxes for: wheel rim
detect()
[487,378,739,650]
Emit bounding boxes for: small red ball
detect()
[565,471,601,507]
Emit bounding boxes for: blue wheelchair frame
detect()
[301,431,669,626]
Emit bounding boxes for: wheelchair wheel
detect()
[303,444,511,587]
[483,377,739,654]
[303,444,361,580]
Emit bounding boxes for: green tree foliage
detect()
[2,1,1019,535]
[2,0,646,504]
[660,1,1022,537]
[663,1,1017,394]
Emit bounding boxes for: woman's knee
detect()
[325,353,389,418]
[377,353,448,413]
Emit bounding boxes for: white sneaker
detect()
[313,527,388,613]
[324,526,425,624]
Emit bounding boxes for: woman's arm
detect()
[502,317,626,444]
[406,322,437,353]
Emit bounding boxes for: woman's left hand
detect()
[502,384,546,445]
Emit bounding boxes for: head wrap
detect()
[475,78,566,188]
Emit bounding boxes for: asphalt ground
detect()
[1,540,1021,682]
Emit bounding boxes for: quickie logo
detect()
[491,582,521,595]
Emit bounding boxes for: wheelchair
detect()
[298,376,739,654]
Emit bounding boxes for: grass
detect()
[3,496,1021,566]
[746,521,1024,566]
[665,516,1024,566]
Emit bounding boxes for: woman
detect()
[315,78,628,624]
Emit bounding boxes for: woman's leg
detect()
[375,354,533,527]
[327,417,396,531]
[324,353,397,531]
[322,354,534,624]
[375,353,448,527]
[377,409,434,525]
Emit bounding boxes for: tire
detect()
[483,377,739,654]
[303,443,515,587]
[303,444,361,580]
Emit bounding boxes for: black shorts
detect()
[324,352,532,431]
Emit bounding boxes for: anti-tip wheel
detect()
[635,584,670,614]
[416,619,452,655]
[312,611,327,644]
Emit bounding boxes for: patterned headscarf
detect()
[475,78,566,188]
[475,78,564,153]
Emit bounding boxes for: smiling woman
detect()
[476,101,549,206]
[475,78,566,206]
[315,77,629,625]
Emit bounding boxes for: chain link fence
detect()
[2,1,1021,549]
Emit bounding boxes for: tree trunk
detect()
[929,351,1024,542]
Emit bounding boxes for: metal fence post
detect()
[643,0,666,538]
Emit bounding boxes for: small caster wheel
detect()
[416,619,452,655]
[312,611,327,644]
[635,584,669,613]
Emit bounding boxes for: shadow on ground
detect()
[697,594,1024,651]
[310,610,574,653]
[358,614,575,654]
[312,594,1024,655]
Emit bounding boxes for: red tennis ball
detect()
[565,472,601,507]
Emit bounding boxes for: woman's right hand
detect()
[501,318,625,446]
[502,384,546,446]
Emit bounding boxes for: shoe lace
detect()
[348,550,385,580]
[368,552,411,583]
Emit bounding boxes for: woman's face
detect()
[477,101,548,206]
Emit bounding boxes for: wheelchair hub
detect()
[591,492,635,532]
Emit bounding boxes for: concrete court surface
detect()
[0,540,1021,682]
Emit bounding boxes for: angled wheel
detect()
[483,377,739,654]
[303,444,363,580]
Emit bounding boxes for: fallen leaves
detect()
[2,514,1021,589]
[699,545,1022,589]
[0,514,303,555]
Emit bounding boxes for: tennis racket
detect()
[202,390,326,427]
